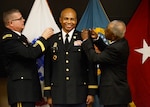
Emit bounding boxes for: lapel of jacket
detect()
[11,31,30,46]
[57,32,65,50]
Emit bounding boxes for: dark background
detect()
[0,0,141,77]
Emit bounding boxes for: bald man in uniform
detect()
[44,8,98,107]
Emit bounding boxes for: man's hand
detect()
[91,29,98,39]
[42,27,54,40]
[81,29,89,41]
[47,97,53,107]
[94,44,101,53]
[86,95,94,105]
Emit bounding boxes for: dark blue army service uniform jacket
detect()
[0,28,49,105]
[44,30,98,104]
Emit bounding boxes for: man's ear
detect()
[59,17,62,23]
[112,35,119,41]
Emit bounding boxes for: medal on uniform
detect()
[52,42,58,53]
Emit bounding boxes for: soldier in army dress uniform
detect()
[0,9,54,107]
[44,8,98,107]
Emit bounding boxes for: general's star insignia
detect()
[135,39,150,64]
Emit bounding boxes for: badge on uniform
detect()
[22,42,28,47]
[52,42,58,53]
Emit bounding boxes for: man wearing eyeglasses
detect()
[0,9,54,107]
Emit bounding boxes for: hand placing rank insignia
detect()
[74,40,82,46]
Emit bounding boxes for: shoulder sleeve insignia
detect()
[2,34,12,39]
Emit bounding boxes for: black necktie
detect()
[65,34,69,49]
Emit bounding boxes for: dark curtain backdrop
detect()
[0,0,141,77]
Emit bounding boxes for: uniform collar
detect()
[12,30,21,36]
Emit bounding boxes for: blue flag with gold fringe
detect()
[77,0,110,107]
[76,0,109,31]
[76,0,110,45]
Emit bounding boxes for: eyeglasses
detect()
[11,16,24,21]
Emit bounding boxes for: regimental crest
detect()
[52,42,58,53]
